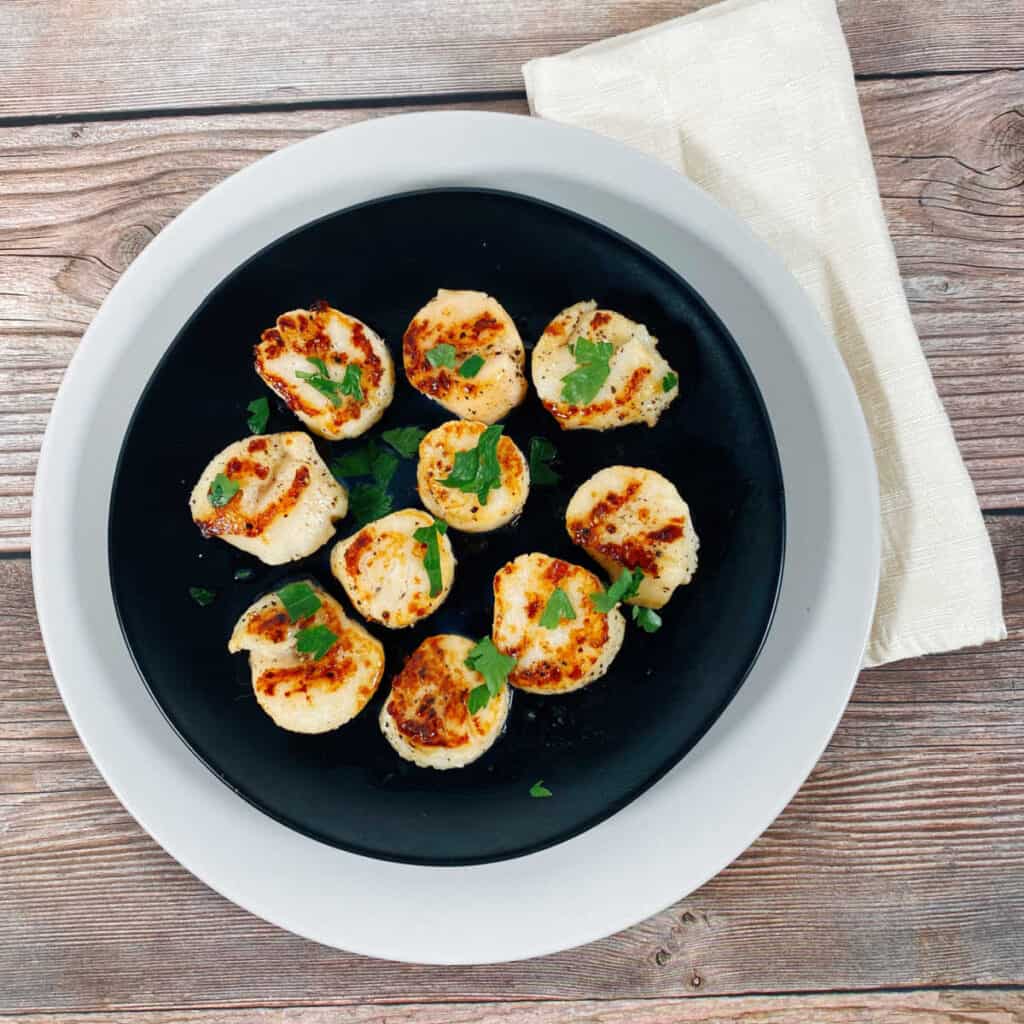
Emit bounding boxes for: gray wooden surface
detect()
[1,1,1022,1020]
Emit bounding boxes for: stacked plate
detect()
[32,112,878,963]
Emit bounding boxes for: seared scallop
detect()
[566,466,698,609]
[379,634,511,769]
[416,420,530,532]
[402,289,527,423]
[492,553,625,695]
[532,300,678,430]
[330,508,455,628]
[189,432,347,565]
[228,582,385,734]
[255,302,394,440]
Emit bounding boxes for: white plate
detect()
[32,111,878,964]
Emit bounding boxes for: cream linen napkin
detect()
[523,0,1005,666]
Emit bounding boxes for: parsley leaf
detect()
[590,567,645,613]
[412,517,448,597]
[246,396,269,434]
[632,606,663,633]
[296,356,343,406]
[331,441,398,487]
[426,344,456,369]
[560,336,614,406]
[528,436,560,486]
[464,637,516,710]
[539,587,576,629]
[458,354,485,378]
[381,426,426,458]
[295,623,337,660]
[340,363,363,403]
[467,684,492,715]
[370,448,399,487]
[529,780,553,799]
[277,581,322,622]
[189,586,216,607]
[233,567,255,581]
[208,473,240,508]
[331,447,373,478]
[349,483,393,526]
[662,371,678,393]
[440,423,504,504]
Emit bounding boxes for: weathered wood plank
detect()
[2,990,1022,1024]
[2,0,1023,120]
[3,71,1024,548]
[0,514,1020,1009]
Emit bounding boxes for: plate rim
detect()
[32,109,879,963]
[105,183,787,867]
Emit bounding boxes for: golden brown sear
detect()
[188,432,347,565]
[378,634,511,769]
[229,583,385,734]
[255,302,394,440]
[565,466,699,608]
[416,420,530,532]
[492,553,625,695]
[402,289,527,423]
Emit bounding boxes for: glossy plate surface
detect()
[108,188,784,865]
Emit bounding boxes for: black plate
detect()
[109,188,784,865]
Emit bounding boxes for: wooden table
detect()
[2,2,1023,1020]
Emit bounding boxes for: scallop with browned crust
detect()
[229,583,385,734]
[255,302,394,440]
[379,634,511,769]
[402,289,527,423]
[565,466,699,609]
[330,509,455,628]
[416,420,530,532]
[189,432,347,565]
[532,300,678,430]
[492,553,625,695]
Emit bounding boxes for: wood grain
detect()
[2,990,1022,1024]
[2,70,1024,549]
[0,514,1020,1011]
[2,1,1023,119]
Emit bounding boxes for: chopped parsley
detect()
[276,581,322,622]
[331,447,373,478]
[208,473,239,508]
[331,438,401,526]
[426,344,456,369]
[349,483,393,526]
[188,586,216,607]
[412,517,448,597]
[464,636,516,712]
[381,426,426,458]
[233,567,255,582]
[340,363,364,403]
[528,436,560,486]
[662,371,678,393]
[246,396,269,434]
[590,567,645,613]
[458,354,485,378]
[529,780,553,799]
[539,587,576,629]
[331,441,398,487]
[295,623,338,661]
[370,450,399,487]
[560,336,613,406]
[466,685,492,715]
[632,606,663,633]
[301,359,363,404]
[440,423,504,505]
